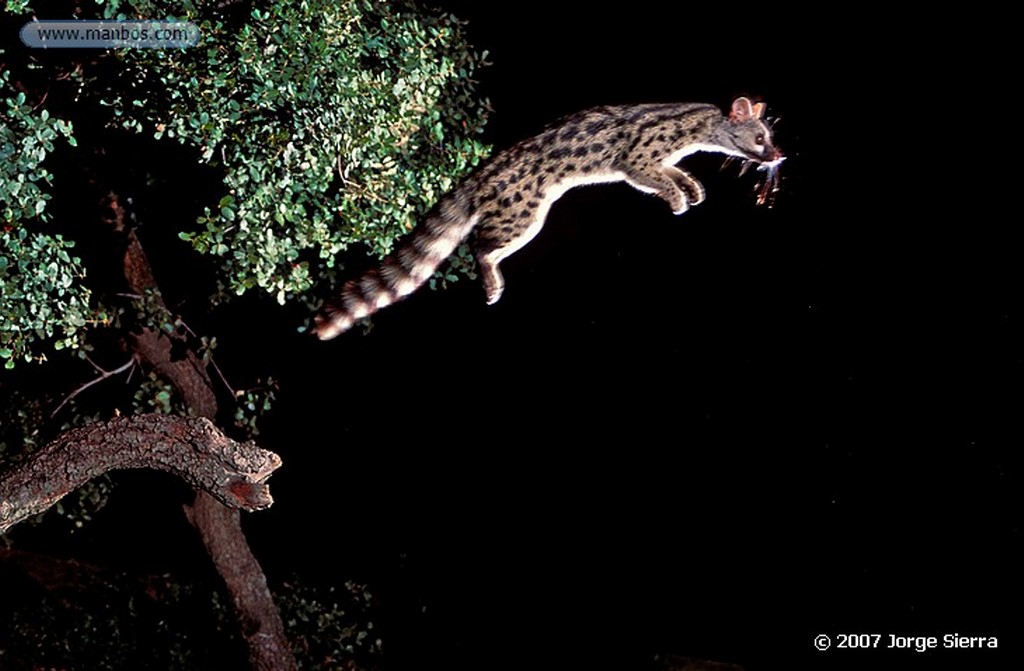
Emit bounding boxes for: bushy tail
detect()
[314,191,479,340]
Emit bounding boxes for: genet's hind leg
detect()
[477,251,506,305]
[472,216,511,305]
[472,206,551,305]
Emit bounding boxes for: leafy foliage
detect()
[0,565,241,668]
[131,370,181,415]
[0,569,381,670]
[232,377,278,437]
[278,580,382,670]
[1,68,92,369]
[100,0,491,308]
[4,0,30,14]
[0,388,46,463]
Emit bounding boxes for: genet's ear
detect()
[752,102,766,119]
[729,97,755,123]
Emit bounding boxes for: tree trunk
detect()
[119,225,298,670]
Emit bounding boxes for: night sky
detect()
[4,3,1021,671]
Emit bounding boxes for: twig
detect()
[207,357,235,397]
[172,318,235,397]
[50,357,136,418]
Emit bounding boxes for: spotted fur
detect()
[314,97,781,339]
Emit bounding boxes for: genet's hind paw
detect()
[478,257,505,305]
[484,285,503,305]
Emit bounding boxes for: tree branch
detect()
[0,414,281,534]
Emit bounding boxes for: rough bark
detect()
[117,223,298,670]
[0,414,280,533]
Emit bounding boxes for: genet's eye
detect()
[755,134,765,145]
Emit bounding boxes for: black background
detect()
[4,3,1021,670]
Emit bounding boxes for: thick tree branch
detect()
[0,414,281,534]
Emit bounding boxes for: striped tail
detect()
[314,191,479,340]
